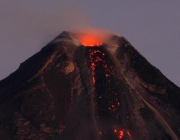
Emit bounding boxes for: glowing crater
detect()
[76,33,104,46]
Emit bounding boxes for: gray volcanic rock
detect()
[0,31,180,140]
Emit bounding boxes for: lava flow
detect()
[86,46,131,139]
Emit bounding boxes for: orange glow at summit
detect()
[72,28,116,46]
[79,33,103,46]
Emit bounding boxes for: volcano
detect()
[0,31,180,140]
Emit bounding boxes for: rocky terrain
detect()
[0,31,179,140]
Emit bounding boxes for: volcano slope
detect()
[0,32,180,140]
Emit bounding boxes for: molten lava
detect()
[78,33,103,46]
[87,46,128,139]
[119,129,124,139]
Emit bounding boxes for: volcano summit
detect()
[0,31,180,140]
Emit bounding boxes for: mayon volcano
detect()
[0,31,179,140]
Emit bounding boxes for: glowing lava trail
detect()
[88,47,120,117]
[86,46,131,139]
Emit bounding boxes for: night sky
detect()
[0,1,180,86]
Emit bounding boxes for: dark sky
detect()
[0,1,180,86]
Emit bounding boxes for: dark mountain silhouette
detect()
[0,31,180,140]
